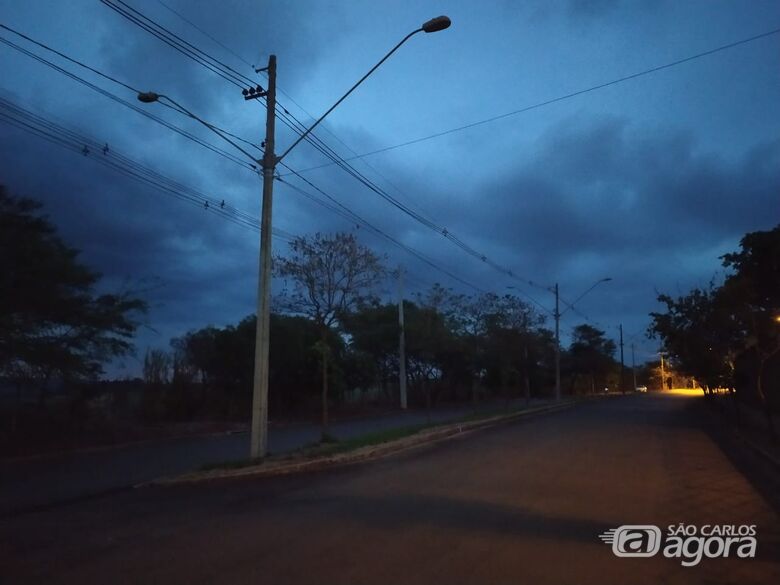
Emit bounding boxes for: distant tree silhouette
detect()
[567,324,617,394]
[650,224,780,440]
[275,232,385,440]
[0,186,147,413]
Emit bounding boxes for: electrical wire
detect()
[287,26,780,169]
[277,166,487,293]
[0,31,260,172]
[0,97,293,241]
[93,0,557,305]
[100,0,257,89]
[155,0,254,69]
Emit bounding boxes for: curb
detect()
[142,399,594,487]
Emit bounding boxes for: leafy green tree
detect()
[274,232,385,439]
[0,187,146,407]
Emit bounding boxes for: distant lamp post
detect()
[553,277,612,402]
[508,277,611,402]
[139,16,452,459]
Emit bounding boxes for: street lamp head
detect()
[137,91,160,104]
[421,15,451,33]
[602,277,613,282]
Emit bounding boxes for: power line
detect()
[4,19,600,324]
[279,163,558,315]
[274,102,556,304]
[0,96,293,241]
[100,0,258,90]
[0,23,139,93]
[0,30,260,172]
[155,0,254,68]
[287,25,780,171]
[145,0,440,224]
[277,166,487,293]
[90,0,623,316]
[96,1,545,293]
[0,19,472,290]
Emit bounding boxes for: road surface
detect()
[2,393,779,584]
[0,398,540,515]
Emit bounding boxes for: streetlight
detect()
[277,16,451,162]
[136,92,260,164]
[140,16,451,459]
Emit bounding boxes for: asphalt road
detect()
[0,399,540,515]
[2,393,779,584]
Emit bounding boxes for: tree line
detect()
[1,188,630,442]
[143,231,625,441]
[649,225,780,438]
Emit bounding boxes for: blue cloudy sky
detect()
[1,0,778,375]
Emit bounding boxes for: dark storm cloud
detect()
[99,0,341,110]
[568,0,621,19]
[2,0,778,371]
[456,116,778,274]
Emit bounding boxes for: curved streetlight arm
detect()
[277,28,424,164]
[559,277,612,317]
[138,92,261,166]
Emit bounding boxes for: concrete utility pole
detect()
[398,265,407,409]
[619,323,625,394]
[250,54,276,459]
[631,342,637,391]
[554,283,561,403]
[135,16,452,460]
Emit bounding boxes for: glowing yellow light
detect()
[667,387,704,397]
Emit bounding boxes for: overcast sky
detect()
[1,0,778,376]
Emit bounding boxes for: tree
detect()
[143,349,171,386]
[446,290,501,404]
[341,302,400,399]
[649,225,780,439]
[402,301,453,411]
[274,232,385,439]
[567,325,617,394]
[721,225,780,436]
[649,285,739,393]
[0,187,147,406]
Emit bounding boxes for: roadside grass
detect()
[197,402,544,473]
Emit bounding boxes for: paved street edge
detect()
[142,396,614,488]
